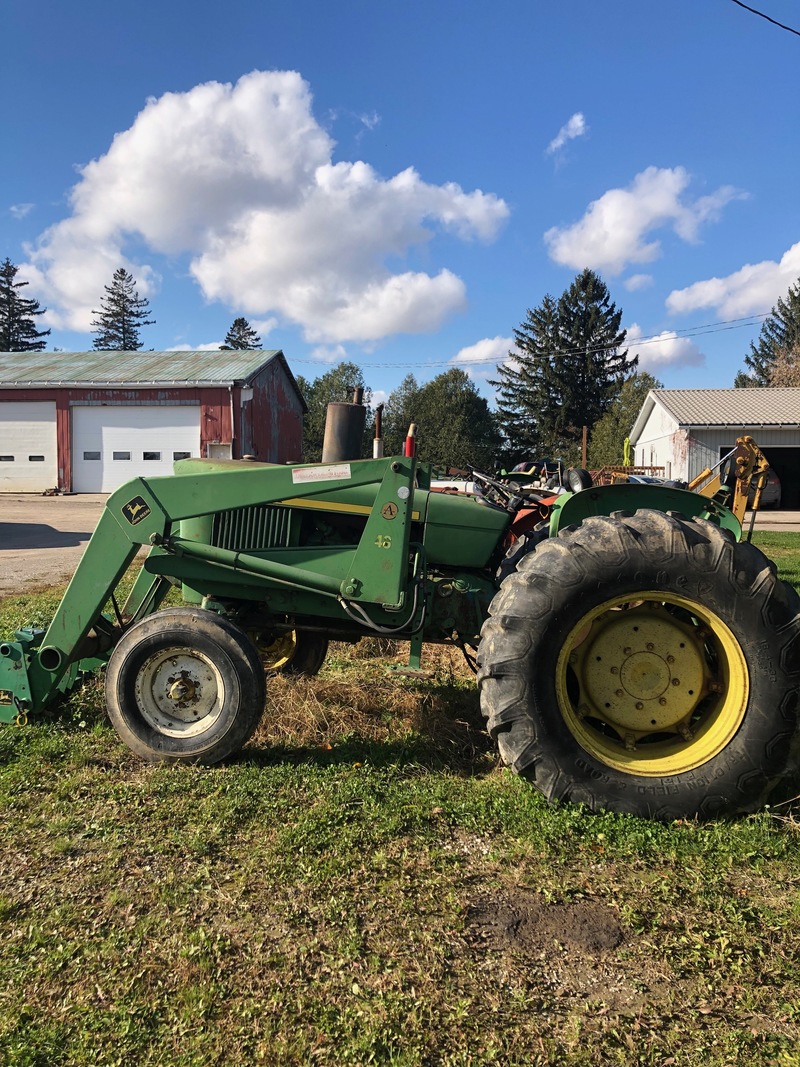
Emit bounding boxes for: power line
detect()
[728,0,800,37]
[288,313,769,370]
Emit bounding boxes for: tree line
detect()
[3,253,800,468]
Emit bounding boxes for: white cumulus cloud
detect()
[547,112,588,155]
[624,273,653,292]
[250,316,279,338]
[544,166,745,275]
[450,335,519,379]
[309,343,349,365]
[25,70,509,341]
[666,241,800,318]
[169,341,230,352]
[626,323,705,370]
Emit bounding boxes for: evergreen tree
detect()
[295,361,372,462]
[383,369,500,471]
[91,268,155,351]
[492,270,635,464]
[0,258,51,351]
[491,294,561,460]
[588,370,663,468]
[734,277,800,386]
[221,317,262,350]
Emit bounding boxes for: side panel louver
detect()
[212,505,293,552]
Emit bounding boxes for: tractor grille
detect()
[212,505,293,552]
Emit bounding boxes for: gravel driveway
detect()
[0,494,108,597]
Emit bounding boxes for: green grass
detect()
[1,536,800,1065]
[752,531,800,589]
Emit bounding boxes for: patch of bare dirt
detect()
[463,886,673,1012]
[466,893,624,954]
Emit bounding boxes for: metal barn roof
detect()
[630,387,800,443]
[654,388,800,427]
[0,349,288,387]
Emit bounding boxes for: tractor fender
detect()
[549,483,742,539]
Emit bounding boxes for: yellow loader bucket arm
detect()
[687,435,770,527]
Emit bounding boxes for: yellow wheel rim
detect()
[259,631,298,671]
[555,592,748,776]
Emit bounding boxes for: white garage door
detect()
[72,405,201,493]
[0,401,58,491]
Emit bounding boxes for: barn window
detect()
[0,456,14,462]
[143,451,161,461]
[173,451,191,460]
[113,451,131,461]
[28,456,45,462]
[83,451,101,461]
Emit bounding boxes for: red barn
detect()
[0,349,306,493]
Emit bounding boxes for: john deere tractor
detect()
[1,421,798,820]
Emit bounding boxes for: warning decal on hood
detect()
[291,463,352,484]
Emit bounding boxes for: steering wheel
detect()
[470,469,520,508]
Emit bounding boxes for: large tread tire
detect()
[477,510,800,819]
[496,525,549,585]
[105,607,266,764]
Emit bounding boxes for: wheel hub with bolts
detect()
[556,590,748,776]
[168,674,198,703]
[572,603,710,741]
[134,646,225,737]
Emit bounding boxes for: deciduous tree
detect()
[295,361,372,462]
[768,340,800,387]
[588,370,663,468]
[383,369,501,470]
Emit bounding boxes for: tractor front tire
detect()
[477,510,800,819]
[105,608,266,764]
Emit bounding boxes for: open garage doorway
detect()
[720,445,800,509]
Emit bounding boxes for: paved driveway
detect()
[1,493,800,599]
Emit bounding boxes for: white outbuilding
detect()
[629,388,800,507]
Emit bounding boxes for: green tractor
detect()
[1,428,798,820]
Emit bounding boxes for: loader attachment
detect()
[2,454,420,718]
[1,510,146,719]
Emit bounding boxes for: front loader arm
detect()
[1,456,418,719]
[4,496,169,718]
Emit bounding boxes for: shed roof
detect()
[631,387,800,442]
[0,349,307,410]
[655,387,800,426]
[0,348,284,385]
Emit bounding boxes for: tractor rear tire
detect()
[477,510,800,819]
[105,608,266,764]
[496,525,549,585]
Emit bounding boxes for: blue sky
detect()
[2,0,799,406]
